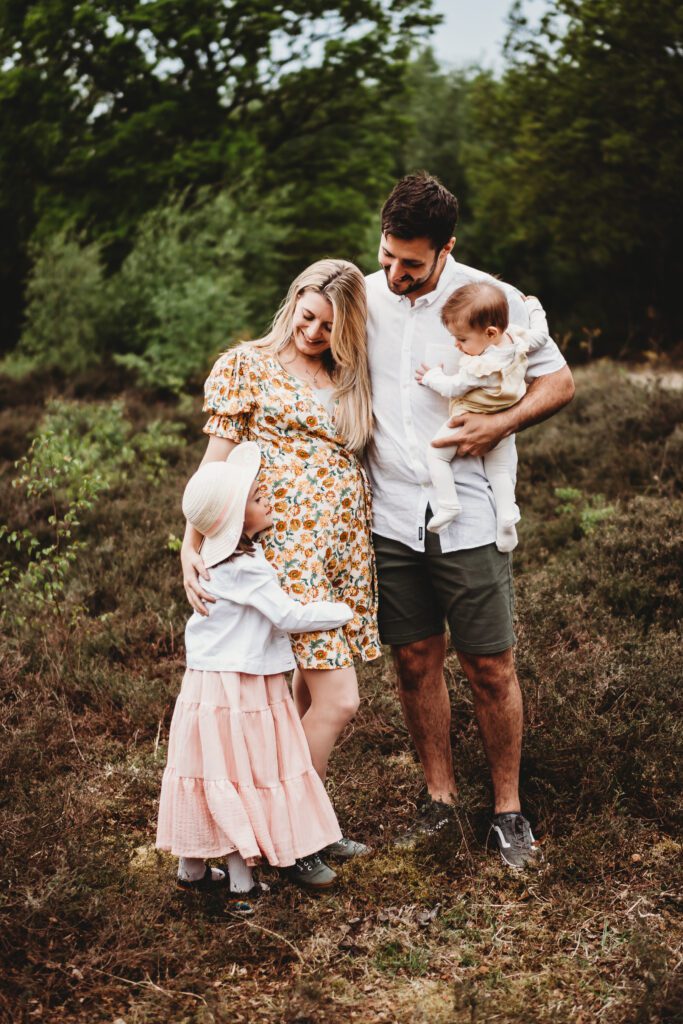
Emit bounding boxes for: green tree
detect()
[0,0,438,351]
[400,49,471,213]
[462,0,683,350]
[113,189,270,390]
[18,232,111,374]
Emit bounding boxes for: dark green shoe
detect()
[321,836,371,861]
[283,854,337,890]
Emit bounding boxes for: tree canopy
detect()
[459,0,683,348]
[0,0,436,347]
[2,0,681,362]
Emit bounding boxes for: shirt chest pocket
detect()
[422,327,459,375]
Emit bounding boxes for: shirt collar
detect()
[405,255,458,310]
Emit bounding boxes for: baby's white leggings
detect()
[426,424,518,548]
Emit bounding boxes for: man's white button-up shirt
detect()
[365,257,567,553]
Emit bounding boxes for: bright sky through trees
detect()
[430,0,550,68]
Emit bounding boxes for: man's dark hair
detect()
[381,172,459,251]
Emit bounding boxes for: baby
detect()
[416,281,551,552]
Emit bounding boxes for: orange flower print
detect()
[203,347,378,672]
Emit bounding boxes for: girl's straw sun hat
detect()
[182,442,261,568]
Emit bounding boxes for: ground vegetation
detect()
[1,362,681,1023]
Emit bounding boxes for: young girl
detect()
[416,282,551,552]
[156,441,354,901]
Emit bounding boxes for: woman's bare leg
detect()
[297,666,360,781]
[292,668,311,718]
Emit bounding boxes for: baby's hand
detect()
[416,362,442,384]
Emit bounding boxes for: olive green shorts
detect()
[373,527,515,655]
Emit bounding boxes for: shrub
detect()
[1,399,185,628]
[113,191,254,391]
[15,232,111,374]
[553,486,616,537]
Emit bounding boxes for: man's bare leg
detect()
[456,647,522,814]
[392,634,458,804]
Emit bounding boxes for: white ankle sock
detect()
[427,504,462,534]
[178,857,225,883]
[227,852,254,893]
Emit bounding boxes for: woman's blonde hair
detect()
[250,259,373,453]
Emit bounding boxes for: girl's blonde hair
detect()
[250,259,373,453]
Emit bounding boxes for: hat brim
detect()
[200,442,261,569]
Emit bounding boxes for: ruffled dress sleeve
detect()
[203,346,261,442]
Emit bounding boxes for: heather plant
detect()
[1,399,184,628]
[1,363,681,1023]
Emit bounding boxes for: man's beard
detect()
[384,249,440,295]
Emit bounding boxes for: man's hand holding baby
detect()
[432,409,515,458]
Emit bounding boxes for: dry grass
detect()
[1,362,681,1023]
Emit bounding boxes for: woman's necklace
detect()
[282,347,331,387]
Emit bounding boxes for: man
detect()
[365,172,575,868]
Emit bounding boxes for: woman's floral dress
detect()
[203,345,381,670]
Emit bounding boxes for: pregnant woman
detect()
[181,259,380,859]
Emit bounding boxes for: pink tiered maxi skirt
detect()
[156,669,342,867]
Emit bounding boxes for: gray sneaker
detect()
[283,854,337,890]
[489,813,541,869]
[321,836,371,861]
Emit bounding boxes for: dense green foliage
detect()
[112,190,268,390]
[17,234,111,375]
[1,363,681,1022]
[460,0,683,352]
[1,398,184,625]
[2,0,681,368]
[0,0,435,350]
